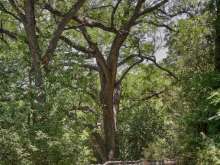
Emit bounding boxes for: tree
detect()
[1,0,177,161]
[43,0,180,161]
[165,1,220,163]
[2,0,203,163]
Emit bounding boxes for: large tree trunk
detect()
[100,77,116,161]
[99,72,121,161]
[215,0,220,71]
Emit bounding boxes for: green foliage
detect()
[164,1,220,163]
[1,0,220,164]
[117,66,171,160]
[196,137,220,165]
[118,105,165,160]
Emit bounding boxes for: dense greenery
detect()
[1,0,220,164]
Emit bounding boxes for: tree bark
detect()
[24,0,46,123]
[100,74,116,161]
[99,70,121,161]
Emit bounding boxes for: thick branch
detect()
[42,0,87,65]
[24,0,40,54]
[80,27,110,79]
[108,0,145,79]
[108,0,169,69]
[44,3,117,33]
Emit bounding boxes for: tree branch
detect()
[8,0,25,21]
[138,0,169,17]
[139,55,178,80]
[116,58,144,85]
[44,3,117,33]
[108,0,145,79]
[136,20,176,32]
[60,36,92,54]
[23,0,43,89]
[0,2,21,20]
[44,3,63,17]
[0,28,17,40]
[117,54,137,66]
[62,60,99,71]
[72,16,118,33]
[111,0,122,27]
[80,27,110,79]
[129,90,165,101]
[42,0,87,66]
[121,90,166,111]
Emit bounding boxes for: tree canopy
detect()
[1,0,220,164]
